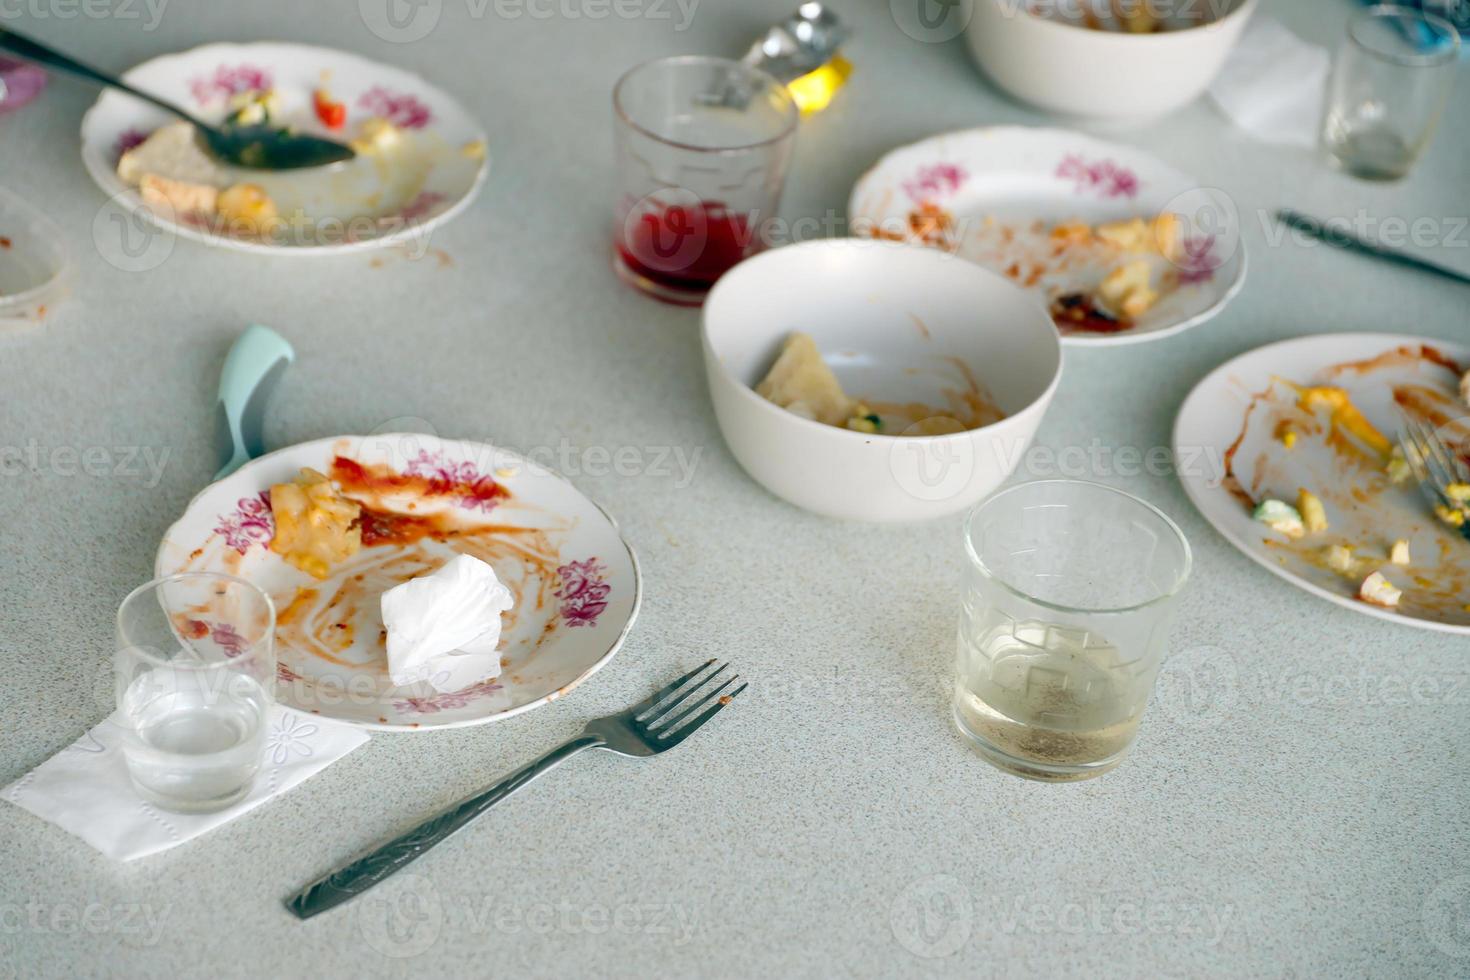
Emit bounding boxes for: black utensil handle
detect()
[1276,209,1470,287]
[0,26,194,123]
[286,734,604,920]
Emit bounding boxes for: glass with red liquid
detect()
[612,56,798,306]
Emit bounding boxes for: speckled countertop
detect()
[1,0,1467,976]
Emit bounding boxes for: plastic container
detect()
[0,186,70,330]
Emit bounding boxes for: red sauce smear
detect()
[330,455,508,510]
[1050,293,1133,334]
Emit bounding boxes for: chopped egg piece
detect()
[1297,489,1328,534]
[1385,445,1415,484]
[1291,384,1391,457]
[756,332,856,427]
[350,117,403,154]
[1447,483,1470,503]
[1324,544,1356,574]
[1049,222,1091,245]
[1357,571,1401,608]
[1253,499,1304,539]
[225,89,281,126]
[216,184,278,235]
[1435,504,1466,528]
[1389,539,1411,565]
[1098,260,1157,320]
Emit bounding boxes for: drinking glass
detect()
[115,573,276,812]
[1321,5,1460,181]
[612,55,798,306]
[954,480,1191,782]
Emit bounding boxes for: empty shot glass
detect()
[1322,5,1460,181]
[115,573,276,812]
[954,480,1192,781]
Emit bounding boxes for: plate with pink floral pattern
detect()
[155,434,640,731]
[80,42,489,255]
[848,127,1246,346]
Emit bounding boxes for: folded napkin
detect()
[1208,15,1330,147]
[4,705,369,861]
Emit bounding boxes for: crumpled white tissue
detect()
[381,554,514,693]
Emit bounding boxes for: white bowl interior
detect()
[1027,0,1251,33]
[704,240,1060,431]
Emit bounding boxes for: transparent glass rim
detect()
[116,571,276,671]
[1349,5,1460,68]
[962,479,1194,616]
[612,55,799,155]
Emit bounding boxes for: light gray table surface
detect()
[2,0,1468,976]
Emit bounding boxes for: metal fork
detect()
[1398,414,1470,542]
[286,660,745,919]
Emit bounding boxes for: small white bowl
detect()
[701,239,1063,522]
[965,0,1258,122]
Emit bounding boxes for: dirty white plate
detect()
[156,434,640,730]
[1174,333,1470,633]
[848,127,1246,345]
[80,42,488,255]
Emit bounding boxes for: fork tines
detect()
[634,659,746,743]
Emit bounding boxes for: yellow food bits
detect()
[269,468,362,580]
[217,183,278,235]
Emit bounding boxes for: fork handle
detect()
[286,734,605,920]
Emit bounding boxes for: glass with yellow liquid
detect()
[954,480,1191,781]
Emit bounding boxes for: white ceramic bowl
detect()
[701,239,1063,522]
[964,0,1258,121]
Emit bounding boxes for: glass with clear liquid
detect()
[1321,6,1459,181]
[115,573,276,812]
[954,481,1191,781]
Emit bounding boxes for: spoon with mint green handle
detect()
[214,325,294,480]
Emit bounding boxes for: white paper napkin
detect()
[1208,15,1330,147]
[3,705,369,861]
[382,553,513,693]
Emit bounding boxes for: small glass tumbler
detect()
[954,481,1191,782]
[115,573,276,812]
[1321,5,1460,181]
[612,55,798,306]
